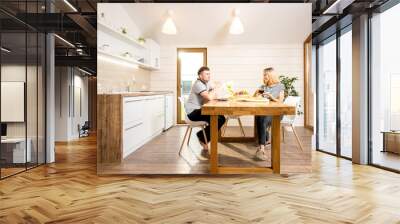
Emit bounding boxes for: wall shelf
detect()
[98,50,159,71]
[97,21,146,50]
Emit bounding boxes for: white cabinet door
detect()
[164,94,174,130]
[148,96,164,137]
[123,121,145,158]
[146,39,160,69]
[123,97,145,128]
[123,97,146,158]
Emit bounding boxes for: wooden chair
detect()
[281,96,303,151]
[221,116,245,137]
[178,97,208,156]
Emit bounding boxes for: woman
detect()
[254,67,285,161]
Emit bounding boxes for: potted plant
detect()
[279,75,303,115]
[279,75,299,98]
[138,37,146,44]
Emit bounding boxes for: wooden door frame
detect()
[176,48,207,124]
[303,34,313,130]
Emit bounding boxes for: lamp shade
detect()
[162,10,177,35]
[229,9,244,35]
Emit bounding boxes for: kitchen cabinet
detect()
[146,39,160,69]
[122,95,165,157]
[98,92,172,163]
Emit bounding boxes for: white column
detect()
[352,14,369,164]
[46,32,55,163]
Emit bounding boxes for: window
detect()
[317,36,337,155]
[0,2,47,179]
[340,27,352,158]
[370,3,400,171]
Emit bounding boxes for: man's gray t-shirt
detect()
[185,79,212,114]
[258,83,285,99]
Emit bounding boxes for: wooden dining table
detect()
[201,99,296,174]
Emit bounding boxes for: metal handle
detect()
[125,122,143,131]
[125,99,143,103]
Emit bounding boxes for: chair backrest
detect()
[281,96,301,125]
[178,96,191,123]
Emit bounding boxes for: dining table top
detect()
[201,98,296,116]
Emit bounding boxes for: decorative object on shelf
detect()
[120,27,128,34]
[128,76,136,92]
[229,9,244,35]
[98,12,110,27]
[279,75,303,115]
[99,44,110,51]
[162,10,177,35]
[138,37,146,44]
[122,52,132,58]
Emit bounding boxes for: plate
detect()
[237,98,269,103]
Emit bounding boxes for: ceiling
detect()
[0,0,392,75]
[123,3,311,45]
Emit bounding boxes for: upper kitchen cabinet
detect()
[146,39,160,70]
[97,5,160,71]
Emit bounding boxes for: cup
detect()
[262,91,271,98]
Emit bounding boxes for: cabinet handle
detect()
[125,122,143,131]
[125,99,143,103]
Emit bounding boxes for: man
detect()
[185,66,226,152]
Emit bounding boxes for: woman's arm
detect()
[265,90,284,102]
[253,90,261,97]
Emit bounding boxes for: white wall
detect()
[150,44,304,126]
[55,67,89,141]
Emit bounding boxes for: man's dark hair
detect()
[264,67,274,73]
[198,66,210,75]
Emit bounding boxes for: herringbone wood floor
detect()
[1,132,400,223]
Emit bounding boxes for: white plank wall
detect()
[150,44,304,126]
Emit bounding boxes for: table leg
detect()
[210,115,219,174]
[271,116,281,174]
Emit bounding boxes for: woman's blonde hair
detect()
[263,67,280,86]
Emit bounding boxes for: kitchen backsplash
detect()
[97,61,151,93]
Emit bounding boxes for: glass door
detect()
[0,1,47,179]
[339,27,352,158]
[370,3,400,171]
[177,48,207,124]
[317,36,337,155]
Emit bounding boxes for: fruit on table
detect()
[234,90,249,96]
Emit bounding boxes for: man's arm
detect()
[200,89,215,101]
